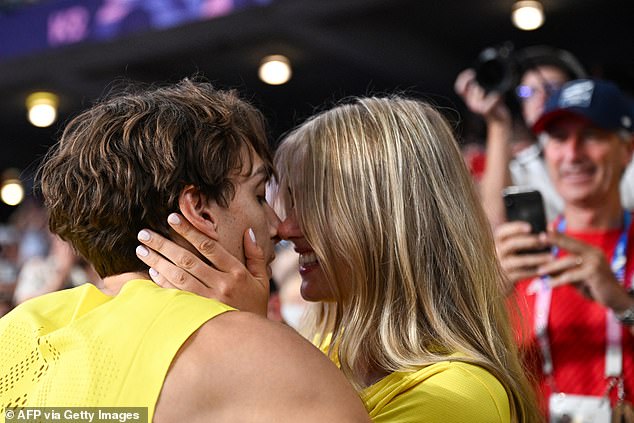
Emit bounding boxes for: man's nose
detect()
[562,133,585,159]
[265,204,281,240]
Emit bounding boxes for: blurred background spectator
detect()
[269,240,311,332]
[0,198,100,315]
[0,224,19,315]
[13,232,101,305]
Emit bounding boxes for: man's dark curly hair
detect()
[38,78,273,278]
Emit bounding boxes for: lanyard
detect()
[534,212,631,380]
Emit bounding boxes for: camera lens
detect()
[476,59,508,91]
[474,44,519,94]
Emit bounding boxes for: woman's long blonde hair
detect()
[274,96,540,422]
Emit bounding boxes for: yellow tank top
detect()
[0,279,234,422]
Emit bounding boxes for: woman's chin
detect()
[299,268,334,302]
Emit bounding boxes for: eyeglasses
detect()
[515,82,562,100]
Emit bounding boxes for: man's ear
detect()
[178,185,218,237]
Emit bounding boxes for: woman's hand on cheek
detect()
[135,213,270,316]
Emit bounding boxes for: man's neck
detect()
[563,196,625,230]
[101,271,150,296]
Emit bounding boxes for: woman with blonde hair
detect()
[136,96,541,422]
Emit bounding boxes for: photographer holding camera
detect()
[455,45,634,228]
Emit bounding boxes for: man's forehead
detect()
[522,65,567,84]
[249,152,266,172]
[233,151,271,182]
[544,113,596,133]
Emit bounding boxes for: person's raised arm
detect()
[455,69,514,228]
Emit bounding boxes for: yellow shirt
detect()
[0,279,233,422]
[362,360,510,423]
[317,336,509,422]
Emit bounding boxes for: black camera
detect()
[474,43,520,94]
[473,43,587,95]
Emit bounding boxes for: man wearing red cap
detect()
[496,79,634,421]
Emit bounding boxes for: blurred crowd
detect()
[0,198,101,317]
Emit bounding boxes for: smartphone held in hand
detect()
[503,187,549,254]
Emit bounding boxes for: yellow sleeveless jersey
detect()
[0,279,234,422]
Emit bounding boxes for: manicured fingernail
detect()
[149,268,159,279]
[136,245,149,257]
[168,213,180,225]
[138,230,151,241]
[248,228,256,243]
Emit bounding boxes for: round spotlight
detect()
[1,179,25,206]
[258,55,292,85]
[512,0,544,31]
[26,92,59,127]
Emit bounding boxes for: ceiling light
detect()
[512,0,544,31]
[1,178,24,206]
[258,55,292,85]
[26,91,59,127]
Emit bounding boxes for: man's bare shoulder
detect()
[154,311,370,423]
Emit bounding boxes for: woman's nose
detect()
[277,210,301,240]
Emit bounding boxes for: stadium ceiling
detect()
[0,0,631,207]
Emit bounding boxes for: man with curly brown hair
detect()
[0,79,369,423]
